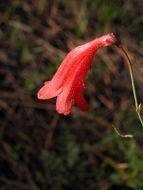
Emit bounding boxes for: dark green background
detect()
[1,0,143,189]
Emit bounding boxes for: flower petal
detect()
[38,81,62,100]
[82,83,87,92]
[75,92,88,111]
[56,89,75,115]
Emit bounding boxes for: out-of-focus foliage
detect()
[1,0,143,190]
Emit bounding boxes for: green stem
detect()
[128,61,138,108]
[119,45,143,127]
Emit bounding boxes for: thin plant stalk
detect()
[117,45,143,127]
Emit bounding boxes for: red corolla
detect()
[38,33,115,115]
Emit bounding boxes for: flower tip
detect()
[37,86,48,100]
[37,89,44,100]
[56,108,70,116]
[102,33,116,46]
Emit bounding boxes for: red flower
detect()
[38,33,115,115]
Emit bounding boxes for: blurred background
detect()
[1,0,143,189]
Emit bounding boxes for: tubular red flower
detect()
[38,33,115,115]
